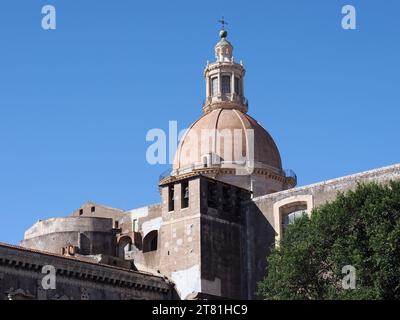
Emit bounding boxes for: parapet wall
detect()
[21,217,115,256]
[24,217,112,240]
[252,163,400,211]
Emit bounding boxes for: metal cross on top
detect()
[218,16,228,30]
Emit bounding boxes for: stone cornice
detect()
[249,163,400,203]
[0,243,172,293]
[202,101,248,114]
[204,62,245,75]
[160,166,292,189]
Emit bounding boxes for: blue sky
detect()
[0,0,399,244]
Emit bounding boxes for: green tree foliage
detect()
[258,182,400,300]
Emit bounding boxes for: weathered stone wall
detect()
[199,178,251,299]
[0,243,173,300]
[71,202,124,220]
[21,217,116,256]
[156,176,251,299]
[200,215,242,299]
[158,178,202,299]
[71,202,125,231]
[122,204,163,269]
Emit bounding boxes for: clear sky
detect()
[0,0,399,245]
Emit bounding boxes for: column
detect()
[231,72,235,101]
[217,71,221,96]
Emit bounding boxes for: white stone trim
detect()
[273,195,313,242]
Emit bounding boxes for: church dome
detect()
[165,27,296,196]
[173,108,282,173]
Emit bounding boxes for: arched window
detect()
[168,185,174,212]
[234,77,241,95]
[211,77,218,96]
[142,230,158,253]
[181,181,189,209]
[117,236,132,259]
[273,195,313,242]
[279,202,308,235]
[221,75,231,94]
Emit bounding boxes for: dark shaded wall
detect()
[200,178,251,299]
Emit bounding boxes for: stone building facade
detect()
[0,243,173,300]
[0,28,399,300]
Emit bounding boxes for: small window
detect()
[91,206,95,213]
[114,220,119,229]
[211,77,218,96]
[79,209,83,216]
[168,185,175,212]
[181,181,189,209]
[234,77,240,95]
[221,75,231,94]
[143,230,158,253]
